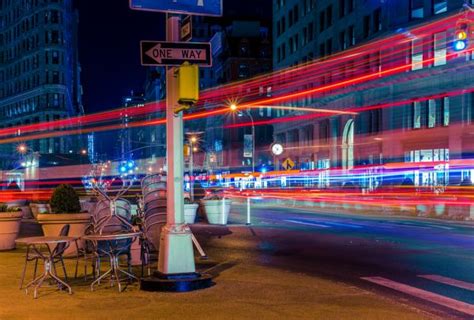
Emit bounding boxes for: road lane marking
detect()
[361,276,474,316]
[418,275,474,291]
[283,219,330,228]
[322,221,363,229]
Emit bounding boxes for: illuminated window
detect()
[433,32,446,66]
[410,0,424,19]
[413,101,421,128]
[411,39,423,70]
[442,97,449,126]
[432,0,447,15]
[428,99,435,128]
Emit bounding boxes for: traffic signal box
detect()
[453,19,471,52]
[175,61,199,113]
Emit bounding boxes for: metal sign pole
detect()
[157,14,196,275]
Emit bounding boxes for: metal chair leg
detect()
[33,259,38,280]
[19,246,30,289]
[60,257,68,281]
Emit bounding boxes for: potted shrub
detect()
[0,203,23,250]
[184,198,198,224]
[37,184,91,256]
[201,195,232,225]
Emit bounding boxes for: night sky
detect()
[75,0,272,114]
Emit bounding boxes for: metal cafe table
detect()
[16,236,77,299]
[82,232,140,292]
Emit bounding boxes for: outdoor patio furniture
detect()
[19,224,71,289]
[16,235,78,299]
[77,198,134,281]
[82,232,141,292]
[139,174,167,276]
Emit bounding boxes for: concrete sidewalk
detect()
[0,224,433,320]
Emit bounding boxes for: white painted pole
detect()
[190,140,194,201]
[222,196,225,225]
[246,197,251,225]
[157,15,195,275]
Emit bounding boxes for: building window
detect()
[339,0,345,18]
[319,43,325,57]
[363,15,370,38]
[413,101,421,128]
[428,99,436,128]
[238,64,249,78]
[410,0,424,19]
[348,0,354,13]
[52,50,59,64]
[433,0,447,15]
[411,39,423,70]
[52,71,59,84]
[308,22,314,41]
[339,31,346,50]
[326,5,333,28]
[373,8,382,32]
[326,38,332,55]
[288,9,293,27]
[319,11,325,32]
[348,25,355,46]
[302,27,308,46]
[293,5,299,24]
[442,97,449,126]
[433,32,446,66]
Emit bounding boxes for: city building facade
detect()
[197,19,274,173]
[272,0,474,188]
[0,0,84,175]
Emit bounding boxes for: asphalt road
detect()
[225,203,474,319]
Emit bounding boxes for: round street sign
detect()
[271,143,284,156]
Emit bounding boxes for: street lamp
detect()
[17,144,27,155]
[185,132,203,201]
[229,104,255,173]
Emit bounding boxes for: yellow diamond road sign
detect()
[282,158,295,171]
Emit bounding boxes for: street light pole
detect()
[245,109,256,174]
[230,104,255,173]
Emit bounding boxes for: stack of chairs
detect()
[80,198,134,279]
[139,174,167,276]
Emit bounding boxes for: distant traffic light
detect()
[453,20,470,52]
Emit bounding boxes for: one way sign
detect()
[140,41,212,67]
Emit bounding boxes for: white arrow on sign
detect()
[145,43,207,64]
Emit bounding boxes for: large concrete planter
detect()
[30,203,50,219]
[0,211,23,250]
[37,213,91,256]
[184,203,199,224]
[202,199,232,225]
